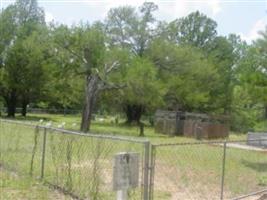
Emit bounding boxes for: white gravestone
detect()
[113,152,139,200]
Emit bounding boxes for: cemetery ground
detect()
[0,113,266,199]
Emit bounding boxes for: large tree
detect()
[112,57,163,124]
[105,2,159,123]
[147,39,218,111]
[4,30,49,117]
[0,0,45,117]
[53,24,122,132]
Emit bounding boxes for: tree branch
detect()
[104,61,119,74]
[55,43,87,64]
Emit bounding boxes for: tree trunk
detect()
[80,75,99,132]
[6,90,17,118]
[21,99,28,117]
[125,104,144,124]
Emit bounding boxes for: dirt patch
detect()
[152,161,225,200]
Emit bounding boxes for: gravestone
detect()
[113,152,139,190]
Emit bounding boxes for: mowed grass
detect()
[0,113,266,199]
[4,113,247,141]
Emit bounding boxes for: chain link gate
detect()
[148,141,267,200]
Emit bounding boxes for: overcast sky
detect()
[1,0,267,43]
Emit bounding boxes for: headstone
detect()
[113,152,139,191]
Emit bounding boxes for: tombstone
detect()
[113,152,139,200]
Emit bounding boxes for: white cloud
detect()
[240,17,266,43]
[207,0,222,15]
[82,0,222,22]
[45,11,54,23]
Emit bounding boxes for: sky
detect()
[1,0,267,43]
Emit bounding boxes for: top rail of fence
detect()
[151,139,267,147]
[0,119,149,144]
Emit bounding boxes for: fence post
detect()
[149,145,156,200]
[143,141,150,200]
[41,127,47,179]
[220,141,227,200]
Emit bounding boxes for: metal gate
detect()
[149,140,267,200]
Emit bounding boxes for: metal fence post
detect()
[149,145,156,200]
[41,127,47,179]
[220,141,227,200]
[143,141,150,200]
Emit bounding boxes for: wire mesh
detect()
[42,128,147,200]
[1,119,266,200]
[224,140,267,199]
[150,140,267,200]
[0,120,149,200]
[150,142,225,200]
[0,120,43,177]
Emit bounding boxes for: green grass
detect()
[2,113,247,141]
[0,167,72,200]
[254,120,267,132]
[153,143,267,199]
[0,113,266,199]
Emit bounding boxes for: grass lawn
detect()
[3,113,248,142]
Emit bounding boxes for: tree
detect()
[106,2,158,57]
[0,0,45,117]
[105,2,159,123]
[206,36,236,114]
[237,46,267,119]
[53,24,122,132]
[166,11,217,49]
[255,28,267,118]
[115,57,163,124]
[147,39,218,112]
[43,32,84,113]
[4,30,49,116]
[0,5,18,117]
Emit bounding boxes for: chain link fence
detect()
[0,119,150,200]
[150,140,267,200]
[1,119,266,200]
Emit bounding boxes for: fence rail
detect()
[0,119,266,200]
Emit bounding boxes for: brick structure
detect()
[154,110,229,139]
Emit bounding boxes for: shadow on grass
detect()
[242,159,267,172]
